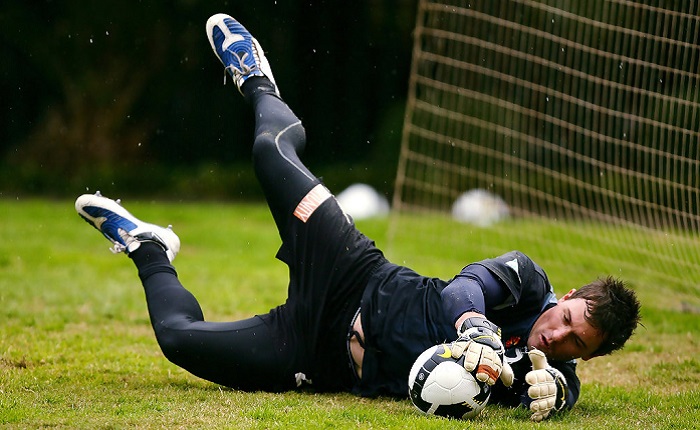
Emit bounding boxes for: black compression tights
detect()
[131,244,291,391]
[129,78,317,391]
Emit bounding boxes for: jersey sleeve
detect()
[439,264,514,326]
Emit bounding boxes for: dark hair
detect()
[570,276,641,356]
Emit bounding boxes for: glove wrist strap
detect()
[548,368,569,412]
[458,316,502,338]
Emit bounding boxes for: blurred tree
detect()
[0,0,417,196]
[1,2,171,173]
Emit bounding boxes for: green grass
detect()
[1,198,698,429]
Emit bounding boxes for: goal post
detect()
[392,0,700,294]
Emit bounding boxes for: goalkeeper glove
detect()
[526,348,569,422]
[449,317,514,386]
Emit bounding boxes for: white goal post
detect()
[392,0,700,295]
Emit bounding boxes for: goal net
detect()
[392,0,700,297]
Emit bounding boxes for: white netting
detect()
[393,0,700,293]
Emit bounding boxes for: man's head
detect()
[527,277,641,362]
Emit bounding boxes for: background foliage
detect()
[0,0,417,198]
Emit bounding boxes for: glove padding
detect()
[450,317,514,387]
[526,349,568,422]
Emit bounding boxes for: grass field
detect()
[1,198,699,429]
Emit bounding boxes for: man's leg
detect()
[207,13,323,238]
[130,242,297,391]
[205,14,384,391]
[75,193,299,391]
[245,78,322,238]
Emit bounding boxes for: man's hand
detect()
[450,317,514,386]
[526,348,569,422]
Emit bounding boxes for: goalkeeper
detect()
[75,13,641,422]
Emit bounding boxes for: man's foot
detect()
[75,192,180,262]
[206,13,279,95]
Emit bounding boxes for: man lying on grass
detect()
[75,13,641,422]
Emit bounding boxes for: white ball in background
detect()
[452,189,510,227]
[336,183,390,220]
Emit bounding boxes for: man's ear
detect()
[558,288,577,303]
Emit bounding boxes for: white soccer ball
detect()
[451,189,509,227]
[336,183,390,220]
[408,343,491,419]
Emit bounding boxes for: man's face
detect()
[527,290,604,361]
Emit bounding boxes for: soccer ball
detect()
[451,189,509,227]
[408,343,491,419]
[336,183,390,220]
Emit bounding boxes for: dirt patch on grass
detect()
[0,356,35,369]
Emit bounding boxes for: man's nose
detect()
[551,327,571,343]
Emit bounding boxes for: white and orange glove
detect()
[449,317,514,387]
[526,348,569,422]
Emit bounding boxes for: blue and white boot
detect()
[75,192,180,262]
[206,13,279,96]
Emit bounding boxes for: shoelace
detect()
[109,242,127,255]
[109,228,140,255]
[222,50,258,84]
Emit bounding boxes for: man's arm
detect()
[440,266,515,386]
[439,265,511,326]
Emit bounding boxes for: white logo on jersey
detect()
[504,346,528,366]
[505,258,522,283]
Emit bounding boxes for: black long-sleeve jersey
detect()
[356,250,580,410]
